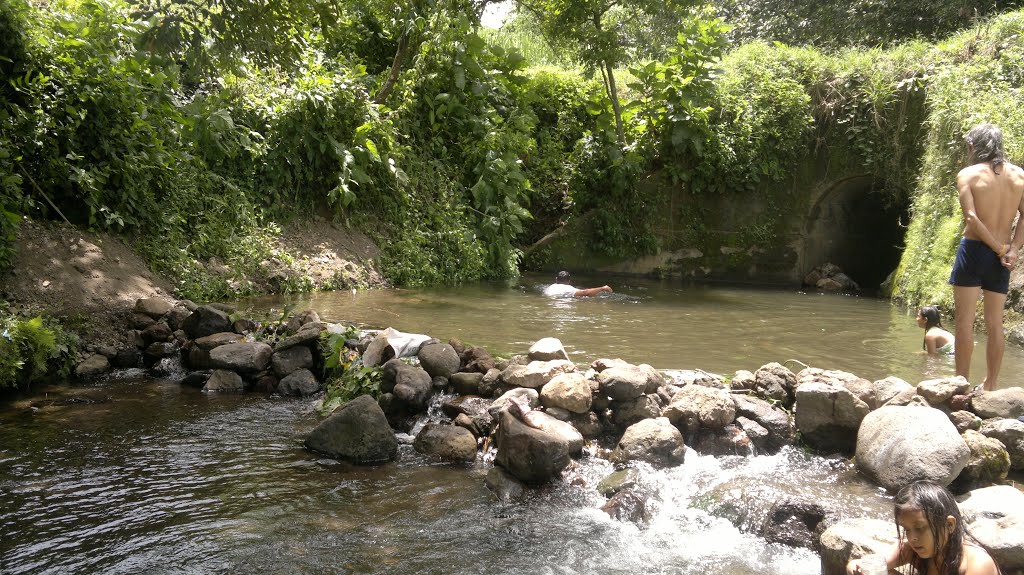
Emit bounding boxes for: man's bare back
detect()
[956,161,1024,255]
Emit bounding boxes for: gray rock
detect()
[413,423,478,463]
[285,310,321,333]
[182,305,232,339]
[277,369,320,396]
[948,410,982,433]
[609,417,685,468]
[180,370,211,388]
[442,396,494,436]
[392,365,433,412]
[209,342,273,373]
[131,312,156,330]
[165,307,191,332]
[502,360,576,389]
[418,343,461,378]
[202,369,244,392]
[528,337,569,361]
[798,367,873,408]
[484,466,528,502]
[957,485,1024,570]
[540,372,592,414]
[271,345,314,378]
[494,410,581,485]
[134,297,173,319]
[916,376,970,406]
[950,430,1010,492]
[873,376,913,407]
[729,370,756,391]
[794,381,870,453]
[143,342,179,366]
[733,394,796,453]
[570,411,603,439]
[275,322,323,352]
[598,364,657,401]
[597,468,641,498]
[972,387,1024,419]
[479,368,502,397]
[489,388,540,419]
[304,395,398,464]
[754,362,797,406]
[141,322,172,345]
[663,384,736,431]
[855,405,970,490]
[693,424,754,456]
[601,489,652,526]
[611,395,661,428]
[819,518,896,575]
[450,372,483,396]
[75,354,110,378]
[112,348,140,368]
[194,332,244,351]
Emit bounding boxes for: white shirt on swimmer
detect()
[543,283,577,297]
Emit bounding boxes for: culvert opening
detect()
[803,177,909,292]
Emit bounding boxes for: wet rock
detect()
[432,375,448,390]
[957,485,1024,571]
[601,489,652,526]
[855,405,969,490]
[570,411,603,439]
[591,358,629,372]
[494,410,581,485]
[485,466,528,502]
[271,346,314,378]
[135,297,173,319]
[413,423,477,463]
[304,395,398,464]
[392,366,433,412]
[950,430,1010,493]
[733,394,796,453]
[794,381,869,453]
[186,346,213,370]
[462,346,496,374]
[253,373,279,394]
[209,342,273,373]
[180,370,212,388]
[763,499,837,549]
[971,387,1024,419]
[819,518,896,575]
[693,424,754,456]
[948,410,982,433]
[528,337,569,361]
[540,372,592,414]
[479,368,502,397]
[597,468,641,498]
[165,307,191,332]
[453,413,481,436]
[232,318,257,334]
[443,396,495,436]
[277,369,320,396]
[75,354,110,378]
[609,417,685,468]
[418,342,461,378]
[182,305,231,339]
[450,372,483,396]
[872,376,912,408]
[610,394,661,428]
[203,369,244,392]
[141,322,172,345]
[979,418,1024,470]
[112,348,140,369]
[143,342,179,367]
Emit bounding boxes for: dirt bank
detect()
[0,218,387,351]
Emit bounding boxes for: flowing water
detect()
[2,277,1021,574]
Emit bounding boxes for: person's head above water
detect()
[966,122,1005,172]
[917,306,943,330]
[555,270,571,284]
[894,480,965,574]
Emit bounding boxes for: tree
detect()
[518,0,696,145]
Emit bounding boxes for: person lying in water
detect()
[542,270,613,297]
[917,306,955,355]
[846,480,999,575]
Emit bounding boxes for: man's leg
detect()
[953,285,981,382]
[982,289,1008,391]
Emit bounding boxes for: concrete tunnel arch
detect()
[799,175,909,292]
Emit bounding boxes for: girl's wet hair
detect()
[966,123,1005,173]
[894,480,964,575]
[919,306,943,351]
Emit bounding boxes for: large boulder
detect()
[194,332,245,350]
[271,345,313,378]
[609,417,685,468]
[277,369,320,396]
[971,387,1024,419]
[610,395,661,428]
[182,305,232,339]
[794,381,870,453]
[597,364,662,401]
[528,337,569,361]
[392,365,434,412]
[979,418,1024,470]
[855,405,970,490]
[304,395,398,464]
[957,485,1024,571]
[819,518,897,575]
[202,369,245,392]
[798,368,873,408]
[501,360,576,389]
[417,343,461,378]
[413,423,478,463]
[209,342,273,373]
[493,410,582,485]
[484,466,528,503]
[539,372,592,414]
[732,394,796,453]
[75,354,111,378]
[489,388,540,418]
[754,362,798,406]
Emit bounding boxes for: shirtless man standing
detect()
[950,123,1024,391]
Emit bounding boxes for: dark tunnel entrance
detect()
[802,177,909,293]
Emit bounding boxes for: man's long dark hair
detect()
[966,123,1006,174]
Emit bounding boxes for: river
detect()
[1,278,1019,574]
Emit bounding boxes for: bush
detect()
[0,314,78,391]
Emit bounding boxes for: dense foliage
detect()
[0,312,79,391]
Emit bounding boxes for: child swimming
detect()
[917,306,955,356]
[846,480,999,575]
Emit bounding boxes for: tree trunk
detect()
[373,30,410,105]
[603,59,626,145]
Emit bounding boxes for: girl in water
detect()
[918,306,955,355]
[847,480,999,575]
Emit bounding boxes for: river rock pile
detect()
[72,298,1024,574]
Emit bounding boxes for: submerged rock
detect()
[413,423,477,463]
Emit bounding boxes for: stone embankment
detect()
[74,299,1024,575]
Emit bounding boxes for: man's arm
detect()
[1002,170,1024,269]
[957,169,1008,255]
[573,285,613,297]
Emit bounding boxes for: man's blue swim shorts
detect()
[948,238,1010,294]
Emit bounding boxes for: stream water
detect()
[2,277,1021,574]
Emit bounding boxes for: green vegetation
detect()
[0,312,78,391]
[320,327,382,413]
